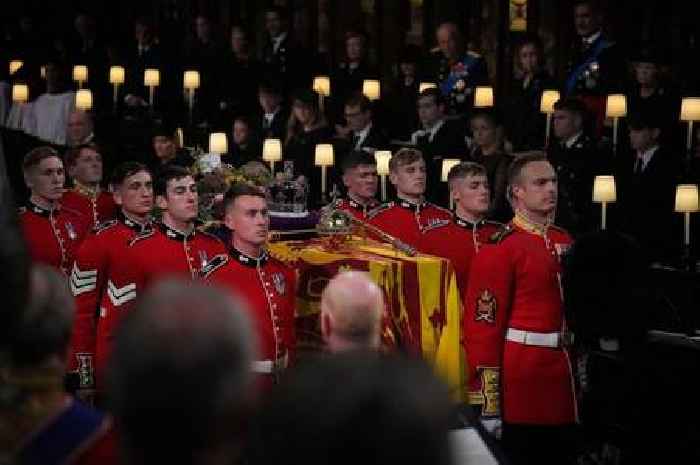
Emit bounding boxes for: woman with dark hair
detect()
[468,110,513,222]
[505,35,557,151]
[284,89,333,206]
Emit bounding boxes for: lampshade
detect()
[209,133,228,154]
[675,184,699,213]
[474,86,494,108]
[73,65,88,82]
[680,98,700,122]
[419,82,437,93]
[314,144,334,166]
[375,150,392,175]
[183,70,200,90]
[540,90,560,114]
[75,89,93,110]
[40,66,47,79]
[313,76,331,97]
[262,138,283,162]
[12,84,28,103]
[605,94,627,118]
[592,176,616,203]
[441,159,461,182]
[109,66,125,85]
[144,68,160,87]
[362,80,381,101]
[9,60,23,75]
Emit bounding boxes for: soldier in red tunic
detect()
[68,162,154,399]
[87,166,225,389]
[18,146,90,276]
[202,183,296,393]
[330,150,380,220]
[61,143,118,228]
[464,153,578,465]
[367,148,452,248]
[419,162,501,295]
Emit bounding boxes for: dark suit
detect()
[257,107,290,141]
[506,72,558,151]
[615,146,681,261]
[284,125,334,207]
[261,34,307,94]
[335,123,390,161]
[412,119,467,205]
[548,133,612,235]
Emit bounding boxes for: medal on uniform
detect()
[272,272,286,295]
[65,222,77,240]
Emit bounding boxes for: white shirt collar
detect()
[353,123,372,148]
[264,108,279,122]
[583,30,601,45]
[272,32,288,53]
[425,119,445,142]
[637,145,659,171]
[564,131,583,149]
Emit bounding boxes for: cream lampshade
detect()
[313,76,331,97]
[144,69,160,87]
[9,60,23,75]
[12,84,28,104]
[73,65,88,84]
[593,176,617,203]
[540,90,560,114]
[680,98,700,122]
[184,70,200,90]
[441,159,461,182]
[314,144,334,166]
[419,82,437,93]
[675,184,700,246]
[209,133,228,154]
[109,66,125,85]
[473,86,494,108]
[263,138,283,171]
[362,80,381,101]
[375,151,392,176]
[75,89,93,110]
[605,94,627,118]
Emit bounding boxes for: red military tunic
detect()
[419,216,501,295]
[203,247,296,393]
[331,196,380,221]
[88,222,226,387]
[61,184,118,229]
[463,212,577,425]
[19,201,90,276]
[67,212,150,391]
[367,199,452,248]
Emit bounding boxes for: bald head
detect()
[321,271,384,352]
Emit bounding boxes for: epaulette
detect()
[200,254,229,278]
[421,219,451,233]
[94,220,118,235]
[489,224,514,244]
[366,202,394,220]
[128,228,156,246]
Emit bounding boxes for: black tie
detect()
[634,157,644,175]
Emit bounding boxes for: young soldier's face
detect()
[390,159,426,197]
[453,174,490,215]
[114,170,153,217]
[226,195,269,247]
[27,157,65,201]
[70,147,103,185]
[343,164,378,200]
[512,161,558,216]
[158,176,198,223]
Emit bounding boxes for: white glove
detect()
[480,417,502,439]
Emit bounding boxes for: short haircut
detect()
[233,115,252,128]
[107,279,255,465]
[224,182,267,210]
[154,165,192,197]
[259,79,284,96]
[345,93,372,113]
[22,146,61,174]
[507,152,548,192]
[341,150,376,175]
[389,148,423,173]
[8,265,74,368]
[417,87,445,107]
[250,352,453,465]
[553,97,587,119]
[515,34,544,56]
[573,0,601,13]
[63,142,100,169]
[447,161,487,190]
[264,5,289,20]
[469,109,503,128]
[345,29,367,44]
[627,109,662,130]
[110,161,151,189]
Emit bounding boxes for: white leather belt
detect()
[506,328,572,348]
[251,353,288,374]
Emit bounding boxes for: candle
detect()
[680,98,700,152]
[75,89,93,110]
[375,150,392,201]
[473,86,494,108]
[12,84,28,104]
[362,80,381,101]
[73,65,88,87]
[419,82,437,93]
[209,133,228,154]
[263,138,283,172]
[9,60,23,75]
[315,144,334,195]
[675,184,699,246]
[592,175,617,230]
